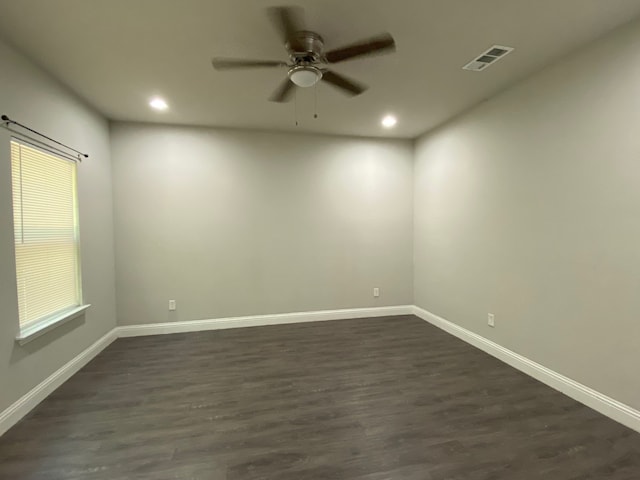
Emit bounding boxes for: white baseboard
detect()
[0,328,118,437]
[412,306,640,433]
[4,305,638,439]
[116,305,414,338]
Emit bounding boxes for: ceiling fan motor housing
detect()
[286,31,325,63]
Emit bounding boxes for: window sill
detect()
[16,304,91,346]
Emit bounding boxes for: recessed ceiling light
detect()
[149,97,168,111]
[381,115,397,128]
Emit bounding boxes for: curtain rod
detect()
[1,114,89,161]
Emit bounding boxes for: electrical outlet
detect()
[169,300,176,311]
[487,313,495,327]
[373,287,380,298]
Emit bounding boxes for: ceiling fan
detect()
[211,6,396,102]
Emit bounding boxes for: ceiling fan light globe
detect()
[288,66,322,87]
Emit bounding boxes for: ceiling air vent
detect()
[463,45,514,72]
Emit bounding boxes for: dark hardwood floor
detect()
[1,315,639,479]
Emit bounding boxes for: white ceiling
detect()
[1,0,640,138]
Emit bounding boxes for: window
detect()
[10,139,86,343]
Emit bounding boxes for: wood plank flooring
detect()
[0,315,639,479]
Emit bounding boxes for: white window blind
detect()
[10,139,81,329]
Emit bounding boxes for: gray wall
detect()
[4,10,639,421]
[111,123,413,325]
[0,39,116,413]
[414,20,640,410]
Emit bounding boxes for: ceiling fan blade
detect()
[212,58,288,70]
[321,70,368,96]
[325,33,396,64]
[267,6,305,44]
[269,78,296,102]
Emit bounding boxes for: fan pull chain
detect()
[294,89,299,126]
[314,84,318,119]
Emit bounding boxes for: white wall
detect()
[414,20,640,410]
[0,40,116,413]
[111,123,413,325]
